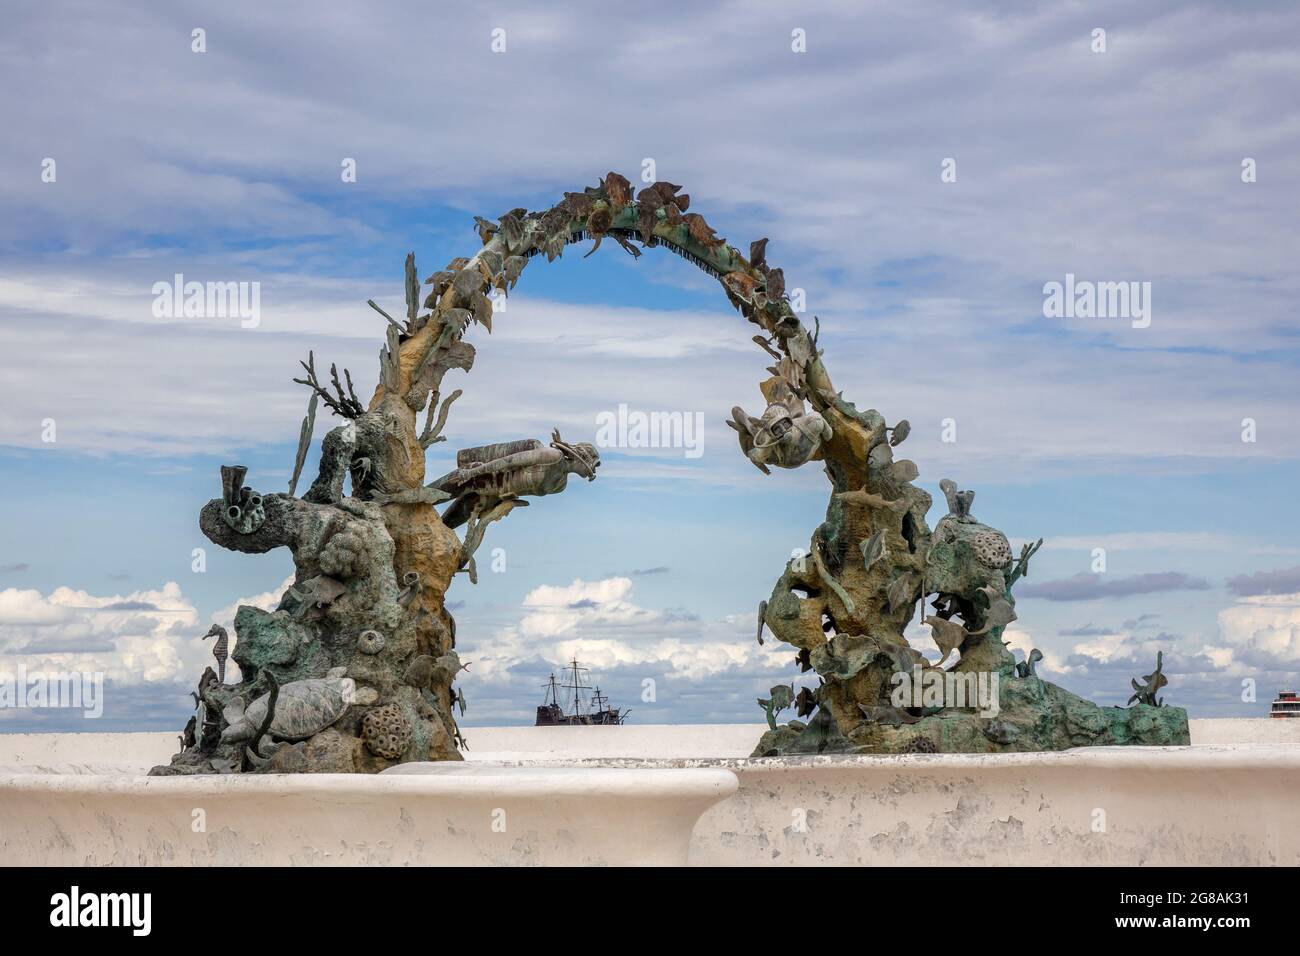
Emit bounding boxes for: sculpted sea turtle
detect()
[221,667,377,743]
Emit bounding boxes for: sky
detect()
[1,0,1299,733]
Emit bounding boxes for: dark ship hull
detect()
[535,659,627,726]
[535,703,624,726]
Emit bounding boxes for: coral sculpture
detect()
[155,172,1188,774]
[361,703,413,759]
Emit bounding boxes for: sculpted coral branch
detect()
[419,388,462,448]
[292,350,365,419]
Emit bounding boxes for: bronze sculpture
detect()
[154,172,1188,773]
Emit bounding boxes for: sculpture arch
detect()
[154,172,1190,775]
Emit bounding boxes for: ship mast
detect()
[541,673,562,708]
[561,656,591,717]
[536,658,625,726]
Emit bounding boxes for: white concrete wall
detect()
[463,723,768,760]
[0,765,737,866]
[2,722,1297,866]
[688,747,1300,865]
[1186,717,1300,745]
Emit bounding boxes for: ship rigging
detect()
[536,657,628,726]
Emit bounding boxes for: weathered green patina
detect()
[156,172,1188,774]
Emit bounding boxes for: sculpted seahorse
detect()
[201,624,229,684]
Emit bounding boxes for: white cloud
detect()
[1216,593,1300,668]
[518,577,642,639]
[1,0,1298,480]
[1043,533,1300,557]
[1062,630,1132,665]
[1040,591,1300,691]
[466,576,789,687]
[0,582,202,684]
[0,588,80,627]
[4,1,1300,724]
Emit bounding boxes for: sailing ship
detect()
[536,657,628,726]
